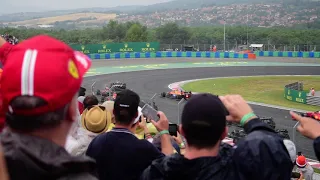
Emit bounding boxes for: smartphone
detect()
[141,104,159,122]
[169,124,178,137]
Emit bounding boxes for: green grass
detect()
[314,168,320,174]
[182,76,320,111]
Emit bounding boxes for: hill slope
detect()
[6,13,117,25]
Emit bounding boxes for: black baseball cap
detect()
[114,89,140,121]
[181,93,227,146]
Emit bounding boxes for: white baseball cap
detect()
[133,106,142,124]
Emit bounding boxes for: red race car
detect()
[292,111,320,121]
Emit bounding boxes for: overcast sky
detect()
[1,0,171,14]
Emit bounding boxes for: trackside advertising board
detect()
[284,87,307,104]
[70,42,160,54]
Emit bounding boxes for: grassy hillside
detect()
[7,13,117,25]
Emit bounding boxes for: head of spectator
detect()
[101,100,116,130]
[113,89,140,133]
[83,95,99,110]
[67,105,111,156]
[102,101,115,121]
[180,93,228,158]
[1,35,91,148]
[81,105,111,134]
[79,87,86,97]
[296,155,307,168]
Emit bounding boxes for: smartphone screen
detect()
[141,104,159,122]
[169,124,178,137]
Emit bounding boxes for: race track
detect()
[83,58,320,159]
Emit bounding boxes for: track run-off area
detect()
[82,57,320,166]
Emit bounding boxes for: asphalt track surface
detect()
[83,57,320,159]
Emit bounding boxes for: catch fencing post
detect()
[150,93,157,101]
[292,122,300,144]
[91,82,96,95]
[177,99,185,124]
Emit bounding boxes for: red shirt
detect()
[78,101,84,114]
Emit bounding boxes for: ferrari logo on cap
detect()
[68,60,79,79]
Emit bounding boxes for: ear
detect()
[67,95,78,123]
[220,126,228,140]
[179,125,185,137]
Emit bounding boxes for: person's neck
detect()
[183,145,219,160]
[114,124,135,133]
[24,126,68,148]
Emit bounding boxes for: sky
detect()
[1,0,171,14]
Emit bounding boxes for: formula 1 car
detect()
[292,111,320,121]
[92,81,127,103]
[160,88,192,100]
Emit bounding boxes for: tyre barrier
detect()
[254,51,320,58]
[86,51,256,60]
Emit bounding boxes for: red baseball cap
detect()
[296,155,307,168]
[1,35,91,115]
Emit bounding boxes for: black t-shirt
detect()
[86,128,165,180]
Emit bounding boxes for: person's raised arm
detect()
[220,95,293,180]
[151,111,174,155]
[291,111,320,161]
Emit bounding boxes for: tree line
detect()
[1,20,320,46]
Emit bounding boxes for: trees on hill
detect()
[1,21,320,48]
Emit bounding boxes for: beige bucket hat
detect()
[81,105,111,133]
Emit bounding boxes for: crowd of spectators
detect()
[0,34,18,45]
[0,34,319,180]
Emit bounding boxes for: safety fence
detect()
[87,51,256,59]
[254,51,320,58]
[284,82,320,106]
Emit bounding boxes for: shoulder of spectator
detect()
[141,139,166,157]
[243,118,275,134]
[234,130,291,166]
[56,172,99,180]
[314,136,320,161]
[0,42,13,65]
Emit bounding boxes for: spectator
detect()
[67,105,112,156]
[0,35,9,132]
[310,88,315,96]
[141,93,236,180]
[102,100,115,117]
[295,155,314,180]
[0,35,97,179]
[83,95,99,110]
[142,94,294,180]
[78,87,86,114]
[86,89,174,180]
[221,95,293,180]
[291,111,320,161]
[152,132,182,154]
[0,68,3,132]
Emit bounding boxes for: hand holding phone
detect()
[169,124,178,137]
[141,104,159,122]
